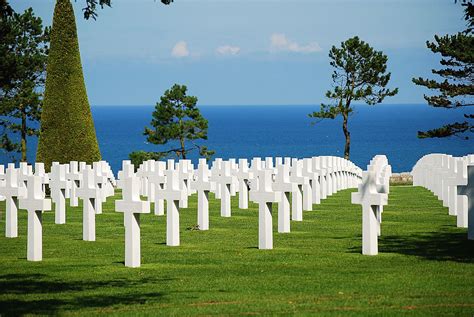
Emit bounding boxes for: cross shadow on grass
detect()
[0,273,169,315]
[377,228,474,263]
[348,227,474,263]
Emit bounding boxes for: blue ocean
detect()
[3,104,473,174]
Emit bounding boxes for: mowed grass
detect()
[0,186,473,316]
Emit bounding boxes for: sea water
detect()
[3,104,473,173]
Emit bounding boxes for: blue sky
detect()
[12,0,467,105]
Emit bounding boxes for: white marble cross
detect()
[210,158,223,199]
[191,158,212,230]
[116,160,131,190]
[301,159,314,211]
[273,164,296,233]
[439,156,453,207]
[136,162,149,197]
[0,165,5,203]
[1,164,26,238]
[100,161,115,198]
[18,162,30,192]
[310,158,322,205]
[249,157,263,190]
[177,160,193,208]
[330,157,338,195]
[457,164,474,240]
[19,175,51,261]
[351,171,388,255]
[115,163,150,267]
[325,157,335,196]
[92,162,108,215]
[249,169,281,250]
[313,157,327,200]
[217,161,234,217]
[454,159,469,228]
[275,157,283,167]
[156,167,187,246]
[289,159,306,221]
[141,160,155,202]
[321,157,333,197]
[148,161,167,216]
[445,157,461,216]
[67,161,81,207]
[229,158,239,196]
[50,163,68,224]
[236,159,253,209]
[77,166,100,241]
[34,162,49,196]
[265,157,276,173]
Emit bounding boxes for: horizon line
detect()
[91,103,429,107]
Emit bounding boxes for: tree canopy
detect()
[37,0,101,170]
[80,0,174,20]
[412,2,473,139]
[130,84,214,165]
[309,36,398,159]
[0,6,50,162]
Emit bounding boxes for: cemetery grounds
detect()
[0,185,473,316]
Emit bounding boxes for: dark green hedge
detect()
[37,0,101,171]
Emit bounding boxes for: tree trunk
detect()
[180,137,186,160]
[21,105,27,162]
[342,112,350,160]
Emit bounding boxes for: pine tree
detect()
[36,0,101,170]
[309,36,398,159]
[0,7,49,162]
[412,3,473,139]
[130,84,214,165]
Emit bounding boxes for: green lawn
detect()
[0,186,473,316]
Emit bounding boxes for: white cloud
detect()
[216,45,241,56]
[171,41,189,58]
[270,33,322,53]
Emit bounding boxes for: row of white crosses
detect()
[351,155,392,256]
[0,161,116,261]
[0,156,360,266]
[411,153,474,240]
[114,156,362,267]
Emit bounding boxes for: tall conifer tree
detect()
[37,0,101,169]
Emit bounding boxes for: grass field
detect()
[0,186,473,316]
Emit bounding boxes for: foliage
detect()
[0,187,472,315]
[36,0,101,170]
[0,0,13,18]
[79,0,174,20]
[0,6,49,162]
[309,36,398,159]
[128,150,166,170]
[132,84,214,161]
[413,3,473,139]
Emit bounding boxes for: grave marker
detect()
[249,169,281,249]
[191,159,211,230]
[50,163,68,224]
[1,164,26,238]
[272,164,296,233]
[217,161,233,217]
[352,171,388,255]
[19,175,51,261]
[289,159,306,221]
[115,163,150,267]
[148,161,167,216]
[236,159,253,209]
[457,164,474,239]
[77,166,100,241]
[156,167,187,246]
